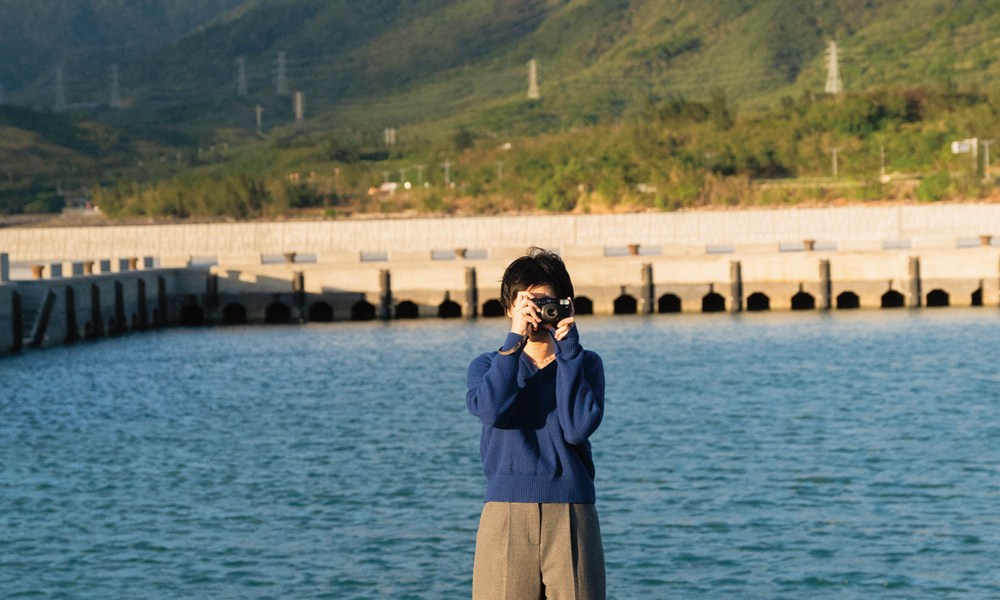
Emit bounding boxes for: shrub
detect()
[916,172,951,201]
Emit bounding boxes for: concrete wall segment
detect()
[6,204,1000,262]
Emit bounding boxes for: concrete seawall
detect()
[3,204,1000,261]
[198,245,998,323]
[1,263,207,354]
[3,205,1000,355]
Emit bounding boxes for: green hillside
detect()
[2,0,1000,218]
[0,0,251,92]
[10,0,995,133]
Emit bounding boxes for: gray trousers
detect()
[472,502,606,600]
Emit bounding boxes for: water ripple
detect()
[2,312,1000,598]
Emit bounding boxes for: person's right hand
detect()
[509,291,541,336]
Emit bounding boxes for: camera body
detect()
[533,297,573,325]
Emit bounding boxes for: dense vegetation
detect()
[2,0,1000,218]
[88,86,1000,218]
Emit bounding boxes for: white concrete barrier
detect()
[4,205,1000,262]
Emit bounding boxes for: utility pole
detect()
[824,40,842,95]
[109,64,123,108]
[276,51,289,96]
[983,140,993,182]
[255,105,264,135]
[527,58,540,100]
[831,147,840,179]
[294,91,304,122]
[54,65,66,112]
[879,142,887,182]
[236,56,248,97]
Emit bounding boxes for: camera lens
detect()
[542,304,559,321]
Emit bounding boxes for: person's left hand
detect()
[548,316,575,341]
[546,298,576,341]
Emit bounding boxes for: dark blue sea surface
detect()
[2,311,999,599]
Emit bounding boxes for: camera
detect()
[533,297,573,324]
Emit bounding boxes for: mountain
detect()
[6,0,999,138]
[2,0,999,217]
[0,0,253,92]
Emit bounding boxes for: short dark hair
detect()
[500,247,575,312]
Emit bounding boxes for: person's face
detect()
[505,283,557,317]
[524,283,557,300]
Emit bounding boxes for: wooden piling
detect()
[730,260,743,313]
[909,256,922,308]
[465,267,478,319]
[819,259,832,310]
[379,269,392,321]
[641,263,654,314]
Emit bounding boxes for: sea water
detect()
[2,311,999,599]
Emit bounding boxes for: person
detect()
[466,247,606,600]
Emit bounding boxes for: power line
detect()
[527,58,540,100]
[236,56,248,97]
[276,51,289,96]
[294,91,304,122]
[54,65,66,112]
[110,64,123,108]
[825,40,843,95]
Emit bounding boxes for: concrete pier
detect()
[1,265,207,354]
[4,205,1000,355]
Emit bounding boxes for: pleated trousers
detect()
[472,502,606,600]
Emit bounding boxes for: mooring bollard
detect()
[83,261,95,275]
[127,257,139,271]
[628,244,640,256]
[804,239,816,251]
[31,264,45,279]
[284,252,297,264]
[980,235,993,247]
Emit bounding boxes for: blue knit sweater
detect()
[466,326,605,504]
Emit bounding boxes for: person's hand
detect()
[509,291,541,336]
[546,298,576,341]
[548,316,575,341]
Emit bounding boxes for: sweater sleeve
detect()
[466,332,525,427]
[553,326,605,445]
